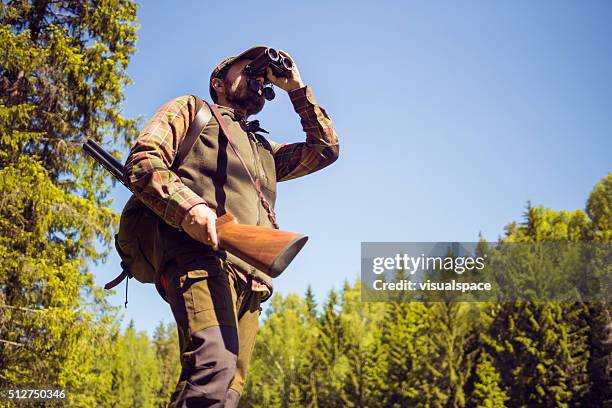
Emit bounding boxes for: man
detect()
[124,46,339,407]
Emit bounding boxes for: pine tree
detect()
[425,302,480,408]
[415,249,480,408]
[304,285,318,322]
[0,1,138,405]
[241,293,318,408]
[152,322,181,407]
[482,200,596,406]
[380,269,433,407]
[311,289,348,407]
[582,173,612,406]
[298,285,320,407]
[469,352,508,408]
[338,280,386,408]
[112,321,163,408]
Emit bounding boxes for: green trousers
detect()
[163,256,261,407]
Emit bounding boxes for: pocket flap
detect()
[184,257,223,279]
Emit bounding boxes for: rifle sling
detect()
[208,103,279,229]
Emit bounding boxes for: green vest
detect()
[159,105,276,293]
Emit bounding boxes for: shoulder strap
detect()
[208,104,279,229]
[171,95,212,171]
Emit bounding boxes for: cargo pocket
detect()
[181,258,230,314]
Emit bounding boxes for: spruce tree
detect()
[582,173,612,406]
[112,321,162,408]
[152,322,181,407]
[305,285,318,322]
[299,285,321,407]
[338,280,386,408]
[380,268,433,407]
[469,352,508,408]
[425,302,480,408]
[241,293,318,408]
[482,201,596,406]
[417,249,480,407]
[0,1,138,405]
[312,289,348,407]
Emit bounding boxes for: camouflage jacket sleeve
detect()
[272,86,340,181]
[124,95,206,228]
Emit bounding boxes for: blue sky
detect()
[92,1,612,334]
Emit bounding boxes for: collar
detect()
[214,104,242,120]
[214,104,269,134]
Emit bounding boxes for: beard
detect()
[223,78,265,116]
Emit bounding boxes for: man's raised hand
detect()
[266,50,305,92]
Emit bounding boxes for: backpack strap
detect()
[171,95,212,170]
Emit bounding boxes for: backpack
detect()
[102,96,213,299]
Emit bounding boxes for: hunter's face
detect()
[222,59,265,116]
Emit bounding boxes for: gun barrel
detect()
[83,139,132,191]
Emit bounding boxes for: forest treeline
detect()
[0,1,610,407]
[26,176,609,408]
[240,176,612,407]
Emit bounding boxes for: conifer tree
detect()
[338,280,387,408]
[152,322,181,407]
[298,285,321,407]
[482,201,595,406]
[0,1,138,405]
[415,248,481,408]
[311,288,348,407]
[469,352,508,408]
[112,321,162,408]
[425,302,480,408]
[380,268,433,407]
[304,285,318,322]
[582,173,612,406]
[242,293,318,408]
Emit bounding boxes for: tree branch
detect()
[0,338,24,347]
[0,304,43,313]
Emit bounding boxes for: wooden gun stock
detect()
[216,213,308,278]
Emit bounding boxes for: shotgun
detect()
[83,139,307,278]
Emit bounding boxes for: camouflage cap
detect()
[209,45,269,102]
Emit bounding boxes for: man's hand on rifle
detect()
[181,204,219,250]
[266,50,305,92]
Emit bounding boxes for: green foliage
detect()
[152,322,181,406]
[586,172,612,242]
[339,281,386,408]
[241,292,320,407]
[313,288,349,407]
[425,302,480,408]
[111,321,163,408]
[479,177,611,407]
[0,1,138,406]
[480,301,589,406]
[1,7,609,404]
[241,173,610,408]
[376,270,433,407]
[469,352,508,408]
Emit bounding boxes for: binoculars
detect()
[244,47,294,81]
[244,47,294,101]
